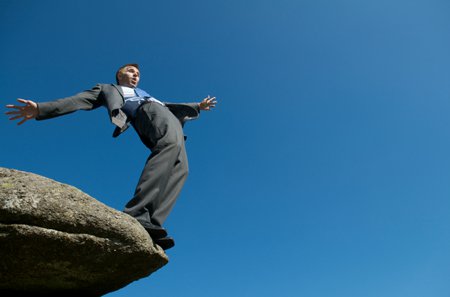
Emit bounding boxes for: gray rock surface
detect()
[0,167,168,296]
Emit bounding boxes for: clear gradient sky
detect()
[2,0,450,296]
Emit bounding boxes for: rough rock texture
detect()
[0,167,168,296]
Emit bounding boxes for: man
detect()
[5,63,217,251]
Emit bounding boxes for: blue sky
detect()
[2,0,450,296]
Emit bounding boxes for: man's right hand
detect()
[5,98,38,125]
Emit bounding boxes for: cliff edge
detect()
[0,167,168,296]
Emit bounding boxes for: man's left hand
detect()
[199,95,217,111]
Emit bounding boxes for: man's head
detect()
[116,63,140,87]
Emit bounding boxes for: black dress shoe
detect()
[144,226,168,239]
[137,221,168,239]
[154,236,175,250]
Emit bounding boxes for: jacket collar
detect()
[111,84,125,99]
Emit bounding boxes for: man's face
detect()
[118,66,140,88]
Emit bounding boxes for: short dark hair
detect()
[115,63,139,84]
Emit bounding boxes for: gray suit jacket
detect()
[36,84,200,137]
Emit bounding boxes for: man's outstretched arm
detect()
[5,85,103,125]
[5,99,38,125]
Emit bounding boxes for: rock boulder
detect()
[0,167,168,296]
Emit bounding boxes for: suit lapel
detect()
[112,84,125,99]
[100,84,124,112]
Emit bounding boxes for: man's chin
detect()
[122,83,137,88]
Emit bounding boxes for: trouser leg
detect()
[152,141,189,225]
[123,102,188,227]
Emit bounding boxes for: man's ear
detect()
[116,71,123,84]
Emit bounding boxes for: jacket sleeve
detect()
[165,102,201,126]
[36,84,103,121]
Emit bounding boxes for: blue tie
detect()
[134,87,165,106]
[135,87,150,98]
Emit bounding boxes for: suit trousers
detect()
[123,102,189,228]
